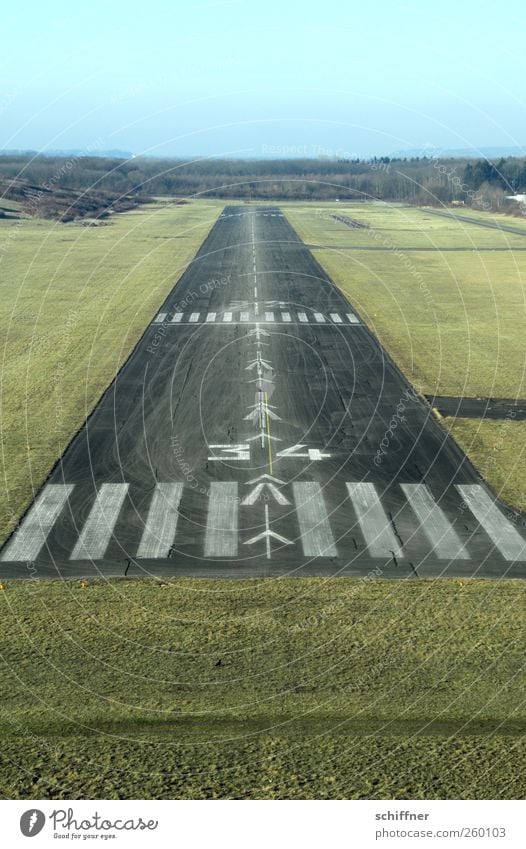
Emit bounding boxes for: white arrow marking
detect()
[247,327,270,338]
[245,358,272,371]
[247,473,286,484]
[244,405,281,422]
[208,444,250,461]
[244,504,294,559]
[276,444,331,460]
[246,433,282,443]
[242,483,290,506]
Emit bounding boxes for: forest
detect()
[1,153,525,221]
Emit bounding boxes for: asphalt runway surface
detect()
[2,206,526,579]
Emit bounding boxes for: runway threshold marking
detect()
[401,483,468,559]
[456,484,526,561]
[204,482,238,557]
[346,482,402,559]
[293,482,337,557]
[137,483,184,558]
[70,484,129,560]
[0,484,74,562]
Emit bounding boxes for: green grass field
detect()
[284,203,526,508]
[0,200,223,544]
[0,578,524,799]
[444,418,526,512]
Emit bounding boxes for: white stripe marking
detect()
[330,313,342,323]
[171,313,183,323]
[282,312,291,322]
[314,313,325,323]
[347,313,360,323]
[293,482,337,557]
[346,482,402,558]
[265,311,274,322]
[189,312,200,323]
[205,482,238,557]
[240,311,249,321]
[456,484,526,561]
[223,312,232,322]
[298,312,309,322]
[137,483,183,559]
[154,313,167,323]
[70,484,129,560]
[1,484,74,561]
[206,312,216,322]
[401,484,468,559]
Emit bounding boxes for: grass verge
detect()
[283,203,526,508]
[0,200,223,543]
[0,577,524,798]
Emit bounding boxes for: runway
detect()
[2,206,526,578]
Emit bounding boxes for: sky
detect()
[1,0,525,158]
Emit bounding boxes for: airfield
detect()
[2,206,525,578]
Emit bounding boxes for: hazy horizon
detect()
[1,0,525,159]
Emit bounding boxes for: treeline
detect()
[1,153,525,219]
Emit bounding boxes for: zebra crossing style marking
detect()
[346,482,402,558]
[4,479,526,565]
[152,309,362,326]
[456,484,526,561]
[293,482,337,557]
[137,483,184,559]
[401,483,468,559]
[204,482,238,557]
[70,484,129,561]
[1,484,74,562]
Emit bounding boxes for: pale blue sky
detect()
[1,0,524,157]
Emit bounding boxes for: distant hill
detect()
[390,146,526,160]
[0,149,133,159]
